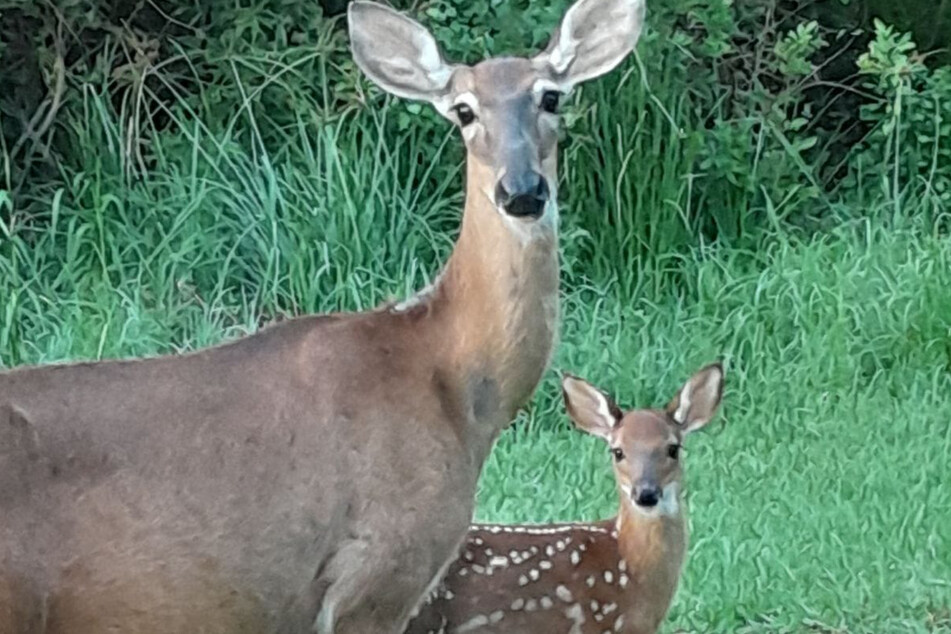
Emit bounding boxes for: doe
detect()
[405,363,725,634]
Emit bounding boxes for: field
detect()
[1,0,950,631]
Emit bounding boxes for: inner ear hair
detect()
[606,393,624,422]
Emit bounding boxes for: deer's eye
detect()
[667,444,681,460]
[540,90,560,114]
[611,447,625,462]
[453,103,476,127]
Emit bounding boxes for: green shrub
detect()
[849,20,951,217]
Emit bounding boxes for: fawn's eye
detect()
[667,444,681,460]
[540,90,561,114]
[453,103,476,127]
[611,447,625,462]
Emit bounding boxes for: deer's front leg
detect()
[314,525,466,634]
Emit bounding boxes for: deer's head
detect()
[562,364,724,518]
[348,0,646,226]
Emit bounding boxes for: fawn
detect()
[404,363,724,633]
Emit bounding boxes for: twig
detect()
[8,27,66,193]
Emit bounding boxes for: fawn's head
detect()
[348,0,645,224]
[562,364,724,518]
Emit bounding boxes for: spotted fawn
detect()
[405,363,725,633]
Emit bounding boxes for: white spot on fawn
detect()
[456,614,488,632]
[566,603,585,631]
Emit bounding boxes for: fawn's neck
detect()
[616,493,687,631]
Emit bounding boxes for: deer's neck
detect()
[421,161,559,430]
[616,494,687,630]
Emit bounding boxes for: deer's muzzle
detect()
[495,171,549,219]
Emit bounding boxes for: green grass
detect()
[2,33,951,634]
[479,224,951,633]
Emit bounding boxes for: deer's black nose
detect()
[495,171,549,219]
[634,485,661,508]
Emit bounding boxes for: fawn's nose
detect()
[634,485,661,509]
[495,171,549,219]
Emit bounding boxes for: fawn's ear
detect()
[562,374,622,440]
[348,1,455,103]
[534,0,646,89]
[666,362,724,434]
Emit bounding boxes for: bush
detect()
[850,20,951,217]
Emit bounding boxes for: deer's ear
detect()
[562,374,622,441]
[535,0,646,89]
[666,363,724,434]
[348,1,455,103]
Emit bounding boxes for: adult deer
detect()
[405,363,724,634]
[0,0,645,631]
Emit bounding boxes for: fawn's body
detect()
[405,364,724,634]
[0,0,647,631]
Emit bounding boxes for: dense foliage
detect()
[2,1,949,276]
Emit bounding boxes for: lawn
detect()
[479,224,951,632]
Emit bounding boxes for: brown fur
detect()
[401,475,686,633]
[403,514,685,634]
[403,365,724,634]
[0,97,559,634]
